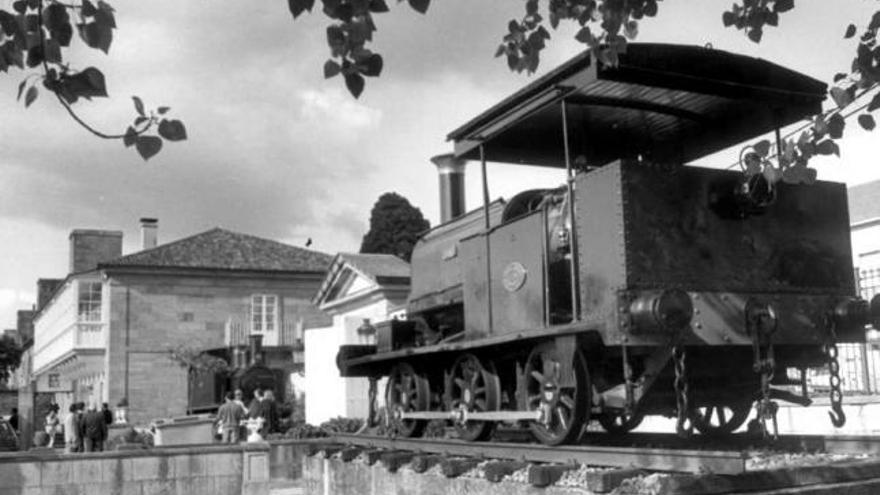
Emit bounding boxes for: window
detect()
[78,281,102,322]
[48,374,59,388]
[251,294,277,332]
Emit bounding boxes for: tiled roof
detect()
[849,179,880,225]
[100,228,333,273]
[338,253,410,280]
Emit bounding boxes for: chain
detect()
[754,343,777,439]
[367,377,378,427]
[672,345,692,437]
[824,318,846,427]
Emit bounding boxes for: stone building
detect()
[31,221,332,424]
[305,253,410,424]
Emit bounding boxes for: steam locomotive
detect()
[338,43,880,445]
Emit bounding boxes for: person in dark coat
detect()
[262,390,279,434]
[81,403,107,452]
[74,402,85,452]
[101,403,113,426]
[7,408,18,432]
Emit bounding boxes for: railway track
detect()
[305,432,880,493]
[327,432,748,474]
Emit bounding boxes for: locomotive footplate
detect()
[618,291,871,347]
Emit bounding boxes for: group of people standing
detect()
[47,402,112,453]
[216,387,280,443]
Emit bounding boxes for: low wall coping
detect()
[0,441,270,464]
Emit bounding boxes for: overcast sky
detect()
[2,0,880,328]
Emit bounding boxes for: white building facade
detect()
[305,253,409,424]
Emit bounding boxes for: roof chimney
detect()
[431,153,466,223]
[140,218,158,250]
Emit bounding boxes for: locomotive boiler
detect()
[338,43,880,445]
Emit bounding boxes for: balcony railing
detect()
[223,317,304,350]
[33,322,106,375]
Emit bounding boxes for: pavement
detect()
[269,480,304,495]
[638,395,880,435]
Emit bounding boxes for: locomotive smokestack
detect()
[431,153,466,223]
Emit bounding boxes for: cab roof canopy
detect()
[448,43,827,168]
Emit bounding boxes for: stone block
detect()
[128,456,164,481]
[243,451,269,482]
[0,461,41,487]
[39,460,73,485]
[71,459,104,484]
[139,479,175,495]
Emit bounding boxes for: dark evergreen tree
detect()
[0,335,22,384]
[360,193,430,262]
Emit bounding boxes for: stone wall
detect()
[104,272,328,424]
[0,442,272,495]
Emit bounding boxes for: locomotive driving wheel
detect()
[690,398,752,437]
[385,362,430,438]
[598,410,645,435]
[446,353,501,441]
[524,342,590,446]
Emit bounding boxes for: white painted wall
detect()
[304,297,391,424]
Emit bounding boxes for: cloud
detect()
[299,89,383,131]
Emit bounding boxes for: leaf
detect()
[344,72,365,98]
[773,0,794,13]
[326,25,345,49]
[158,119,187,141]
[868,93,880,112]
[123,126,137,147]
[845,24,857,39]
[25,45,41,67]
[24,85,37,107]
[360,53,382,77]
[132,96,145,117]
[859,114,876,131]
[53,22,73,47]
[871,11,880,31]
[17,79,26,100]
[61,67,108,99]
[763,165,781,184]
[11,1,26,14]
[94,8,115,30]
[323,59,341,78]
[624,20,638,39]
[815,139,840,156]
[753,139,771,157]
[833,72,847,83]
[743,152,762,175]
[575,26,594,44]
[287,0,315,18]
[157,106,170,114]
[97,1,116,27]
[44,3,69,32]
[43,38,61,63]
[407,0,430,15]
[369,0,389,13]
[77,22,112,53]
[722,11,736,27]
[827,113,846,139]
[830,86,853,109]
[747,27,762,43]
[134,116,147,126]
[135,135,163,160]
[81,0,97,17]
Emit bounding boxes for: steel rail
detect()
[328,433,747,475]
